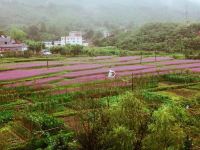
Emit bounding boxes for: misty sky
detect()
[190,0,200,3]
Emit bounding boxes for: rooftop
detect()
[0,43,26,48]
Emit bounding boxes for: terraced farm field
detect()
[0,56,200,149]
[1,56,200,89]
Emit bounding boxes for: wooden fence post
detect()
[132,73,134,91]
[46,56,49,68]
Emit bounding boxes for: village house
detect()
[61,31,83,46]
[43,40,61,49]
[44,31,88,48]
[0,35,27,52]
[103,31,111,38]
[54,40,61,46]
[43,41,53,49]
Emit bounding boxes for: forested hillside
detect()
[98,23,200,58]
[1,0,200,30]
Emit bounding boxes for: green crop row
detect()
[162,74,200,83]
[24,112,64,133]
[142,91,171,103]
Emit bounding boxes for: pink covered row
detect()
[0,64,103,81]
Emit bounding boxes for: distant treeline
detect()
[1,23,110,42]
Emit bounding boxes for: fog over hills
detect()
[0,0,200,29]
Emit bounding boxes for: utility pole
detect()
[46,55,49,68]
[155,49,157,62]
[46,47,50,68]
[137,36,143,64]
[184,1,191,58]
[140,51,143,64]
[185,1,189,24]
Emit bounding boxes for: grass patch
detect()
[157,91,181,101]
[53,109,77,117]
[166,88,199,99]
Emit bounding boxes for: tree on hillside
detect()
[40,22,47,32]
[9,27,26,42]
[26,40,44,54]
[48,25,60,36]
[27,25,40,40]
[85,30,95,39]
[97,22,200,55]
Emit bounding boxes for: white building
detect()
[44,41,61,48]
[61,31,83,46]
[44,31,88,48]
[43,41,53,48]
[54,41,61,46]
[103,31,111,38]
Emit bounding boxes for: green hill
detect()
[1,0,200,29]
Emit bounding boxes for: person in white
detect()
[108,69,116,78]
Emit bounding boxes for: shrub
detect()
[50,46,64,54]
[0,111,14,125]
[25,40,44,54]
[83,46,135,56]
[70,45,83,56]
[50,44,83,56]
[23,50,34,58]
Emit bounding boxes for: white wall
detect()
[61,36,83,45]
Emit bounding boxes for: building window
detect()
[5,42,7,45]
